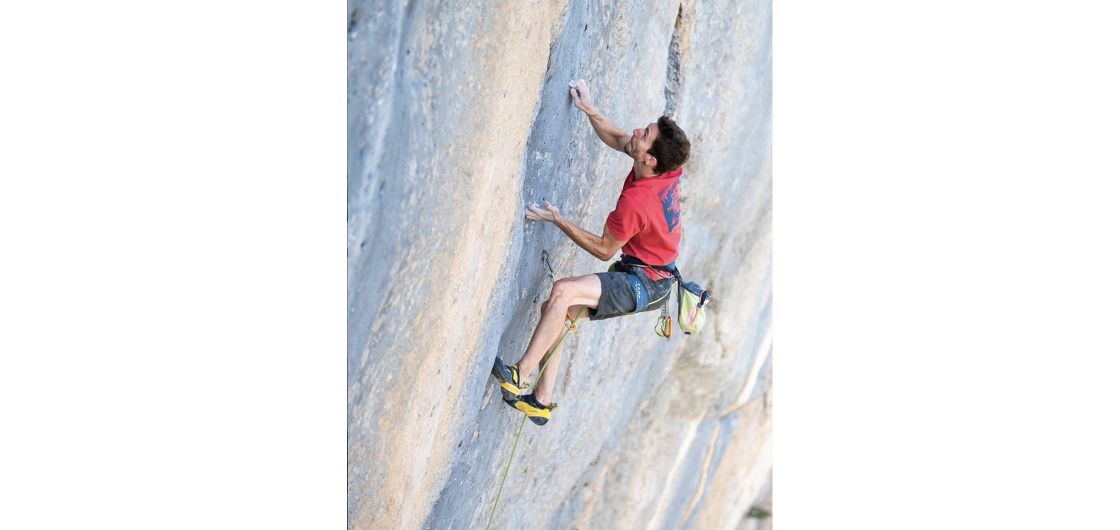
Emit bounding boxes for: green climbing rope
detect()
[484,308,586,530]
[485,414,527,530]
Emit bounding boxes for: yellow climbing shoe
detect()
[491,357,527,404]
[513,393,557,426]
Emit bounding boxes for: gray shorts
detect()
[588,269,676,321]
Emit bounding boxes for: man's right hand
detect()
[569,79,593,113]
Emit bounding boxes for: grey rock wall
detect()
[347,1,771,529]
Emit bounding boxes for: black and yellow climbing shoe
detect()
[491,357,527,404]
[513,393,557,426]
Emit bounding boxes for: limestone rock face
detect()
[347,1,771,529]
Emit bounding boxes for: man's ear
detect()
[645,156,657,169]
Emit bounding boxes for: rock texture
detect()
[347,1,771,529]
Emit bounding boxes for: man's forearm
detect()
[554,215,611,261]
[584,106,626,151]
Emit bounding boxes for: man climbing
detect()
[491,78,691,426]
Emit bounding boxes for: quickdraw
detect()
[655,298,672,339]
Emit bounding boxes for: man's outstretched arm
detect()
[526,200,625,261]
[569,79,629,153]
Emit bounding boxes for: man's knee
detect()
[544,275,599,312]
[548,277,580,305]
[540,281,572,315]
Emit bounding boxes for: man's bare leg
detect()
[533,305,587,404]
[515,274,601,398]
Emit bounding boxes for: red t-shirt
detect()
[606,167,683,280]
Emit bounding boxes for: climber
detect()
[492,78,691,426]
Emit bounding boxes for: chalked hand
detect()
[526,201,562,224]
[569,79,593,113]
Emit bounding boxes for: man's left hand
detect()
[526,201,562,224]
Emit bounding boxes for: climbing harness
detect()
[618,255,712,336]
[485,307,585,530]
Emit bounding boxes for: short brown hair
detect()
[649,116,690,174]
